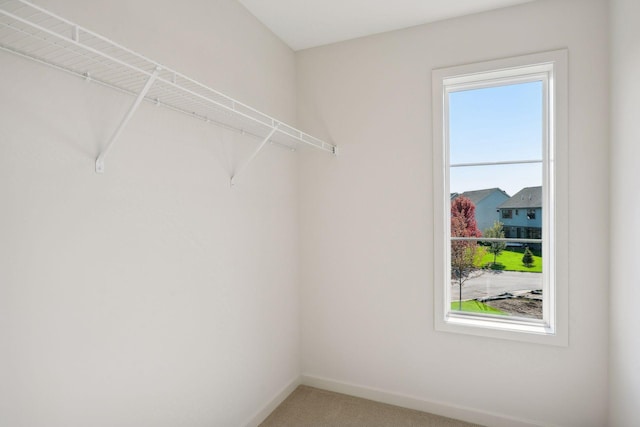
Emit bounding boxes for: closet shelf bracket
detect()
[95,67,161,173]
[230,123,280,187]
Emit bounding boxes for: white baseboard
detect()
[243,376,301,427]
[301,374,552,427]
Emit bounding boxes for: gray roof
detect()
[498,186,542,209]
[453,188,509,205]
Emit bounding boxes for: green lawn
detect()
[450,300,506,315]
[479,249,542,273]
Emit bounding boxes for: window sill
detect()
[436,312,568,346]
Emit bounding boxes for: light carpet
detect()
[260,385,484,426]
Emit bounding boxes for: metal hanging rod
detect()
[0,0,337,174]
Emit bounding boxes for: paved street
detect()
[450,270,542,301]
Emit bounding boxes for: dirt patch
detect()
[484,291,542,319]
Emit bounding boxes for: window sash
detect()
[451,237,542,244]
[445,72,550,326]
[450,159,542,168]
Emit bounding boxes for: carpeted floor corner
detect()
[260,385,484,427]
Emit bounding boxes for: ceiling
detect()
[238,0,536,51]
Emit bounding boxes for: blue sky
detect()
[448,81,543,197]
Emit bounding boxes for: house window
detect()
[432,50,568,345]
[528,228,542,240]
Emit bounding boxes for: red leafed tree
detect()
[451,196,482,239]
[451,196,484,311]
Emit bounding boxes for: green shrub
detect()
[522,247,535,268]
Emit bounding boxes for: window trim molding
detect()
[432,50,568,346]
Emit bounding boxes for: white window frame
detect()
[432,50,568,346]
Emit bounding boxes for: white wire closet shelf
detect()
[0,0,337,176]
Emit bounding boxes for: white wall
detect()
[610,0,640,425]
[0,1,299,426]
[297,0,609,426]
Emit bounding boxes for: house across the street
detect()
[497,186,542,243]
[451,187,510,234]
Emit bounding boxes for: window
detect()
[528,228,542,240]
[432,51,568,345]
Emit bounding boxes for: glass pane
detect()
[449,81,543,165]
[450,163,542,209]
[449,240,543,320]
[449,80,544,321]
